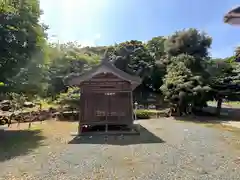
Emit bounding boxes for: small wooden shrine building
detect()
[66,52,141,134]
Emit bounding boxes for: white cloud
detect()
[69,33,101,46]
[94,33,101,40]
[48,33,101,47]
[76,33,101,47]
[78,34,101,47]
[40,0,105,47]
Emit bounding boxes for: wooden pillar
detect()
[130,91,134,121]
[78,103,82,135]
[105,124,108,132]
[78,89,84,135]
[78,121,81,135]
[105,104,108,132]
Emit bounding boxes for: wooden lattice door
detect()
[106,92,132,123]
[83,92,131,124]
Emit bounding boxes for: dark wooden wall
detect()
[80,72,133,126]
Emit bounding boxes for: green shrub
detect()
[0,117,8,125]
[135,109,167,119]
[56,87,80,110]
[0,119,6,125]
[135,110,151,119]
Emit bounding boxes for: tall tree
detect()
[209,59,240,115]
[234,46,240,62]
[147,36,166,61]
[164,28,212,59]
[161,55,211,115]
[0,0,47,85]
[46,43,100,98]
[161,29,213,115]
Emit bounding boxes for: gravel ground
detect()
[1,118,240,180]
[222,121,240,128]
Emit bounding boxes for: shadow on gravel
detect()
[206,106,240,121]
[68,125,165,146]
[173,105,240,124]
[0,129,45,162]
[173,116,224,124]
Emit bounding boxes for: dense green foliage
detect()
[135,110,151,119]
[55,87,80,111]
[135,109,164,119]
[0,0,239,117]
[0,0,47,95]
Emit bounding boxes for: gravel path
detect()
[222,121,240,128]
[1,118,240,180]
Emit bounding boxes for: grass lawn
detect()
[208,101,240,108]
[224,101,240,108]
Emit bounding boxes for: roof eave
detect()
[224,6,240,25]
[66,62,142,89]
[224,16,240,25]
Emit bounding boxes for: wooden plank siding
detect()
[79,72,133,126]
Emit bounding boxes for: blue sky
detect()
[40,0,240,58]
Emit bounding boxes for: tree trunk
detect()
[216,98,222,116]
